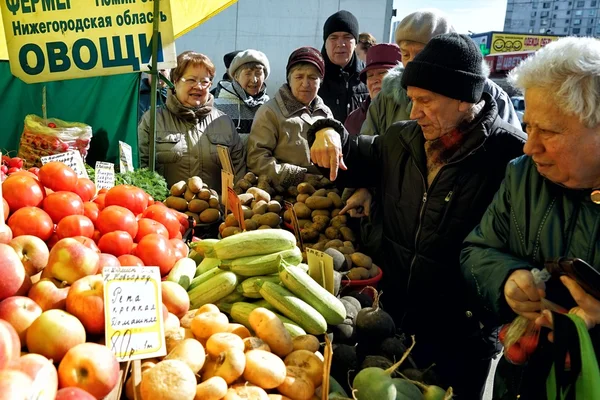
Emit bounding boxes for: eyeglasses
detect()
[180,77,212,89]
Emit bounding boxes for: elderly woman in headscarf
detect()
[246,47,333,187]
[214,49,270,145]
[139,51,246,191]
[461,37,600,399]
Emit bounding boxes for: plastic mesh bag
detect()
[17,115,92,168]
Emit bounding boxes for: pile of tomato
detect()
[1,162,193,276]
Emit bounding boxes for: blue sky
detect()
[393,0,508,34]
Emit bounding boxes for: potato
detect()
[219,222,227,235]
[297,219,312,229]
[325,226,342,240]
[187,176,203,193]
[196,304,221,315]
[284,350,324,387]
[344,255,353,270]
[343,241,355,249]
[248,187,271,202]
[277,366,315,400]
[318,234,328,243]
[324,239,343,249]
[339,226,356,242]
[330,215,348,228]
[183,211,199,225]
[200,208,220,223]
[292,335,320,353]
[244,219,259,231]
[164,338,206,373]
[351,252,373,269]
[238,193,254,206]
[211,348,246,384]
[249,308,294,357]
[222,226,242,238]
[188,199,209,214]
[338,246,354,255]
[311,209,330,218]
[244,350,287,389]
[347,267,370,280]
[300,228,320,243]
[296,193,310,203]
[327,192,344,208]
[165,196,188,211]
[243,337,271,353]
[242,207,253,220]
[195,376,228,400]
[237,179,252,191]
[257,174,272,184]
[312,188,327,197]
[369,264,380,278]
[170,180,187,196]
[194,188,209,200]
[297,182,316,195]
[251,213,263,224]
[253,200,269,215]
[293,202,312,219]
[312,215,330,226]
[267,396,293,400]
[258,212,281,228]
[258,225,272,230]
[225,213,240,227]
[257,181,274,196]
[267,200,282,214]
[243,172,258,184]
[283,209,292,222]
[287,186,299,197]
[311,222,327,232]
[311,242,325,251]
[305,196,333,210]
[191,312,229,339]
[206,332,245,358]
[224,384,269,400]
[225,323,251,339]
[331,208,342,217]
[209,197,220,209]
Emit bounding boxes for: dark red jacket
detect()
[343,96,371,135]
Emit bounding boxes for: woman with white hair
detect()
[461,36,600,399]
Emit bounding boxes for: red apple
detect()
[47,238,100,284]
[28,278,70,311]
[0,296,42,344]
[26,309,86,363]
[9,235,50,276]
[97,253,120,271]
[66,275,105,335]
[0,243,27,301]
[58,343,120,399]
[0,223,12,244]
[0,319,20,369]
[14,272,32,296]
[0,369,33,400]
[13,353,58,400]
[55,387,96,400]
[161,281,190,318]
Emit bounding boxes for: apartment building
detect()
[504,0,600,36]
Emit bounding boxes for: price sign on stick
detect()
[103,266,166,362]
[284,201,304,250]
[227,187,246,230]
[95,161,115,191]
[41,150,89,179]
[306,248,334,294]
[221,169,235,208]
[119,141,134,173]
[216,145,234,175]
[321,335,333,400]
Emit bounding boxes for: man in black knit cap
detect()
[211,50,242,97]
[318,10,368,122]
[308,33,526,399]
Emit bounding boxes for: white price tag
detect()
[119,141,134,173]
[95,161,115,191]
[40,150,89,179]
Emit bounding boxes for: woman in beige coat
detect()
[139,51,246,191]
[246,47,333,187]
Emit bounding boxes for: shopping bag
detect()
[546,313,600,400]
[17,114,92,168]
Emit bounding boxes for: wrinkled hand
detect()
[310,128,347,181]
[340,188,372,218]
[504,269,546,320]
[536,276,600,336]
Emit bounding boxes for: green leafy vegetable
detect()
[85,164,169,202]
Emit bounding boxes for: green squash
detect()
[391,378,423,399]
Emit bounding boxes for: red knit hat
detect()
[359,43,402,83]
[286,47,325,78]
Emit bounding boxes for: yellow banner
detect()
[490,33,560,55]
[0,0,177,83]
[170,0,237,39]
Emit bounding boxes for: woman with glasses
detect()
[139,51,246,191]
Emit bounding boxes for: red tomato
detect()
[83,202,100,224]
[93,193,106,210]
[130,243,138,254]
[92,229,102,243]
[96,205,138,238]
[7,167,20,174]
[2,174,45,211]
[56,215,95,239]
[118,254,144,267]
[98,231,134,257]
[8,206,54,241]
[147,195,154,205]
[38,161,78,192]
[97,188,109,195]
[8,170,39,180]
[136,218,169,242]
[42,191,84,224]
[173,231,183,240]
[71,236,101,253]
[46,232,60,249]
[141,205,181,239]
[2,198,8,221]
[74,178,96,202]
[170,238,189,260]
[135,233,176,275]
[104,185,149,215]
[28,167,40,176]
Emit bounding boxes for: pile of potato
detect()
[220,186,283,238]
[235,172,334,205]
[165,176,222,225]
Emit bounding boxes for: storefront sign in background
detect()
[490,33,560,54]
[0,0,177,83]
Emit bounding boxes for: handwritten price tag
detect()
[40,150,89,179]
[95,161,115,191]
[119,141,134,173]
[227,186,246,230]
[103,266,166,362]
[306,248,334,294]
[221,169,234,207]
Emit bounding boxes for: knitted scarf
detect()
[166,89,214,123]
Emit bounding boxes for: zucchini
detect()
[188,266,225,291]
[212,229,297,259]
[187,271,238,309]
[188,249,203,265]
[228,301,306,338]
[166,257,196,290]
[195,257,221,277]
[237,275,281,298]
[257,280,327,335]
[223,247,303,277]
[253,299,277,312]
[279,263,346,325]
[189,238,219,258]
